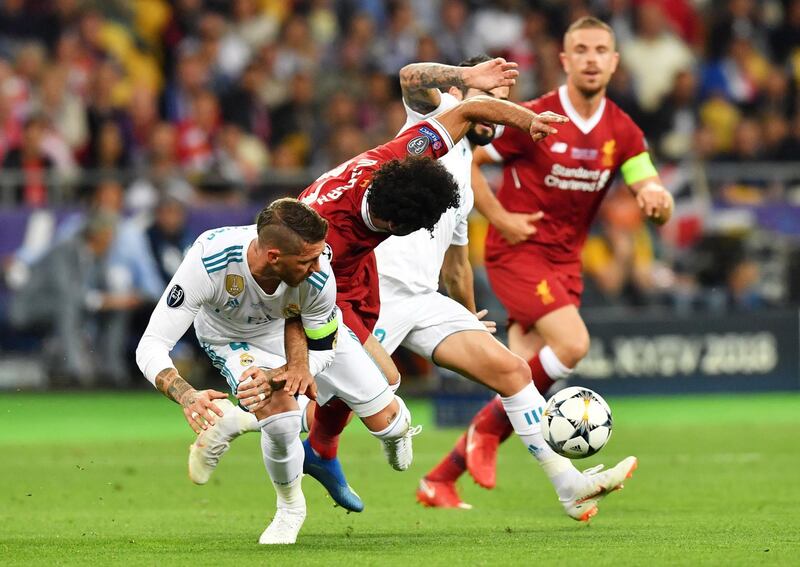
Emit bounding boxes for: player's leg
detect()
[459,260,580,487]
[316,326,419,470]
[252,389,306,545]
[511,304,589,395]
[188,340,275,484]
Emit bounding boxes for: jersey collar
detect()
[361,187,382,232]
[558,85,606,135]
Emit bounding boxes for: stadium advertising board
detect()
[575,310,800,394]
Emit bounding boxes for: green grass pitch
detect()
[1,392,799,565]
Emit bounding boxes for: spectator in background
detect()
[620,1,694,112]
[214,123,269,185]
[650,69,699,161]
[231,0,279,51]
[582,188,663,307]
[269,71,317,165]
[274,13,319,79]
[144,195,192,287]
[699,33,770,111]
[220,61,270,141]
[2,113,54,207]
[162,50,209,122]
[34,65,88,153]
[377,0,422,74]
[770,0,800,65]
[436,0,478,65]
[176,90,219,175]
[127,123,195,214]
[88,120,129,172]
[9,211,140,386]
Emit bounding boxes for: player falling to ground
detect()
[136,199,415,544]
[295,63,576,512]
[423,16,672,504]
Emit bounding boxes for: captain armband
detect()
[305,318,338,351]
[620,152,658,186]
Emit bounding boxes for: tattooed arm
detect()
[155,368,228,433]
[399,57,519,114]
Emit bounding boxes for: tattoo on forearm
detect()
[401,63,465,113]
[155,368,194,405]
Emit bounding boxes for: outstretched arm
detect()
[435,95,567,147]
[399,58,519,115]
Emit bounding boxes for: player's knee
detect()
[368,396,411,440]
[260,410,302,455]
[494,351,531,394]
[556,334,590,368]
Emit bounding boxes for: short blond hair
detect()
[564,16,616,48]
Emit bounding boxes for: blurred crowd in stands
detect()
[1,0,800,387]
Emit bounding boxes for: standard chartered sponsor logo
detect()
[544,163,611,192]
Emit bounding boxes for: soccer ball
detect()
[541,386,612,459]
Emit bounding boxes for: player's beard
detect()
[466,124,495,146]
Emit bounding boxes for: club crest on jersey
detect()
[536,279,555,305]
[225,274,245,297]
[283,303,302,318]
[166,284,184,308]
[601,139,616,167]
[239,352,254,367]
[407,135,429,155]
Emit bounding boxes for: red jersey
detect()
[298,117,453,341]
[484,86,648,268]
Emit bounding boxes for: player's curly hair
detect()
[367,156,460,233]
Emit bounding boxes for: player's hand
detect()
[236,366,284,412]
[495,211,544,245]
[636,184,673,225]
[529,111,568,142]
[180,388,228,434]
[280,364,318,400]
[475,309,497,334]
[463,57,519,91]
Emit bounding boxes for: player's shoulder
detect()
[303,250,334,295]
[603,97,642,131]
[193,225,255,275]
[526,89,561,112]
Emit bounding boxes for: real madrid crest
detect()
[240,352,255,366]
[225,274,245,297]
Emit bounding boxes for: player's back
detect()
[376,93,474,294]
[484,86,647,267]
[299,116,453,289]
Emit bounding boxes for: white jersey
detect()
[374,92,474,295]
[136,225,339,385]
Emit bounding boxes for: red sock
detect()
[426,433,467,482]
[529,354,556,394]
[308,398,352,460]
[474,396,515,440]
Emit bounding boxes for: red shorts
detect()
[335,257,380,345]
[485,251,583,332]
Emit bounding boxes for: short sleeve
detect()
[382,119,454,160]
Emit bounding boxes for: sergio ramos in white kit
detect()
[136,198,415,545]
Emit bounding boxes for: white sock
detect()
[539,346,573,379]
[371,396,410,440]
[235,403,261,433]
[296,395,311,434]
[500,384,582,499]
[259,411,305,509]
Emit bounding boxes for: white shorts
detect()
[373,288,488,359]
[198,325,394,418]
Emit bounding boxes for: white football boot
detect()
[188,398,258,484]
[562,456,638,522]
[382,425,423,471]
[258,507,307,545]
